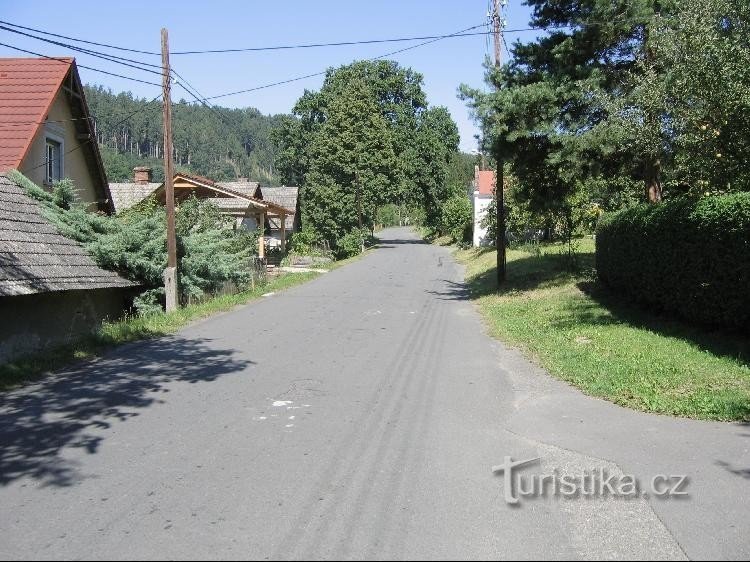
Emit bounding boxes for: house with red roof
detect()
[469,165,495,247]
[0,57,111,213]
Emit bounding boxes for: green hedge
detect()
[595,193,750,331]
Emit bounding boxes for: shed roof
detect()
[0,173,135,296]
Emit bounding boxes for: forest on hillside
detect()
[84,85,284,184]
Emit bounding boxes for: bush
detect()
[11,171,256,314]
[376,204,401,227]
[334,229,366,260]
[289,225,324,256]
[596,193,750,331]
[440,195,472,244]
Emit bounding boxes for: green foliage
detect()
[445,152,478,196]
[273,60,461,247]
[376,204,403,227]
[52,179,76,210]
[596,193,750,330]
[589,0,750,197]
[85,85,283,183]
[405,205,427,228]
[11,171,256,314]
[407,106,461,226]
[100,146,165,183]
[302,78,402,245]
[461,0,750,223]
[288,225,327,256]
[440,195,472,244]
[334,228,367,260]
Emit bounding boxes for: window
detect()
[45,138,62,184]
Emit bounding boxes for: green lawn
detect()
[455,238,750,421]
[0,271,319,389]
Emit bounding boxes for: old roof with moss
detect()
[0,172,135,296]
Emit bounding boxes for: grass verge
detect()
[0,271,318,390]
[455,238,750,421]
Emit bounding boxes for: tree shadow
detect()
[425,279,472,301]
[466,250,587,299]
[375,237,429,246]
[460,247,748,369]
[0,336,251,487]
[716,424,750,479]
[572,281,749,368]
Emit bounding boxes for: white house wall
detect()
[472,192,493,247]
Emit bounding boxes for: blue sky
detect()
[1,0,542,152]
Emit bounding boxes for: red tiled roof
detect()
[0,57,73,171]
[477,170,495,196]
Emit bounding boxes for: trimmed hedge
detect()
[596,193,750,331]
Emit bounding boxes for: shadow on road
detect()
[0,336,251,487]
[375,238,429,247]
[425,279,471,301]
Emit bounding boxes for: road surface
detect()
[0,227,748,560]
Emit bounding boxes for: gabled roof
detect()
[476,170,495,197]
[108,182,161,213]
[0,57,72,170]
[261,186,299,230]
[0,173,135,296]
[262,186,299,211]
[0,57,111,212]
[152,173,295,216]
[217,180,261,199]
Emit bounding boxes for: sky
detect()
[0,0,543,152]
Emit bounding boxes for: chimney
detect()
[237,176,248,183]
[133,166,152,184]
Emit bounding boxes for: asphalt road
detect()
[0,227,748,560]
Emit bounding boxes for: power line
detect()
[0,18,532,57]
[170,29,501,55]
[0,42,163,87]
[0,19,161,56]
[171,68,238,128]
[0,116,94,129]
[0,15,661,64]
[21,94,163,175]
[0,24,164,76]
[200,23,488,102]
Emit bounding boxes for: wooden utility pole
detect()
[492,0,506,285]
[161,28,178,312]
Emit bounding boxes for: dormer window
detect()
[45,137,63,184]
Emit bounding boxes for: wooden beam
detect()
[258,211,266,259]
[280,212,287,253]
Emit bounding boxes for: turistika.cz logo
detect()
[492,456,689,505]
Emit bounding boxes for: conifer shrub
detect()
[11,171,256,314]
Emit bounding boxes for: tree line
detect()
[272,59,473,253]
[84,85,284,184]
[460,0,750,241]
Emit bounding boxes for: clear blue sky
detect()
[1,0,542,152]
